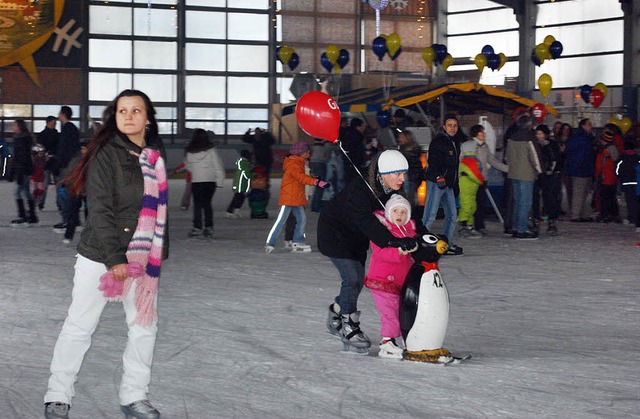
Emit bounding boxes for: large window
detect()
[88,1,271,139]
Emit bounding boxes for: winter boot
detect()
[120,399,160,419]
[11,199,27,226]
[27,199,38,224]
[291,242,312,253]
[340,312,370,355]
[203,227,213,238]
[547,219,558,236]
[326,303,342,337]
[378,337,404,359]
[44,402,70,419]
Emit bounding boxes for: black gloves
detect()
[387,237,419,253]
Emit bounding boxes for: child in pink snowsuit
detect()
[365,194,417,359]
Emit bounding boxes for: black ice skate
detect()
[326,303,342,337]
[340,312,370,355]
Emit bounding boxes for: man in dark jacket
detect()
[421,114,465,255]
[340,118,366,184]
[54,106,80,230]
[37,115,59,210]
[565,118,595,222]
[242,127,274,179]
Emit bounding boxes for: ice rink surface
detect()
[1,178,639,418]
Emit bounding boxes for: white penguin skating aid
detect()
[400,234,471,364]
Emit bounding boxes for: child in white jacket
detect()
[184,128,226,238]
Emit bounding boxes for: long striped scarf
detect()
[99,147,168,326]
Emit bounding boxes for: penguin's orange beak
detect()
[436,240,448,254]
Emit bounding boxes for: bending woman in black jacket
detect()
[318,149,427,355]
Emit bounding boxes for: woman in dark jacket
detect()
[318,149,425,355]
[9,119,36,225]
[44,90,168,419]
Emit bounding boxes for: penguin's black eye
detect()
[422,234,438,244]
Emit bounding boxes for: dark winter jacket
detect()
[539,140,563,175]
[317,164,427,262]
[242,130,274,168]
[78,134,168,269]
[565,128,595,178]
[37,127,59,155]
[615,150,640,186]
[56,121,80,170]
[424,131,465,188]
[399,141,423,184]
[9,134,34,182]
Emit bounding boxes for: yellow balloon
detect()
[608,116,620,127]
[386,33,401,58]
[594,82,608,98]
[380,34,388,40]
[442,53,453,71]
[497,52,508,71]
[538,73,553,98]
[543,35,556,46]
[619,117,632,134]
[278,45,294,65]
[422,47,435,67]
[326,44,340,65]
[474,53,487,73]
[535,43,551,62]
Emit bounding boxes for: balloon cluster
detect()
[372,33,402,61]
[473,45,507,72]
[608,115,633,134]
[276,45,299,71]
[320,45,350,73]
[531,35,563,67]
[579,82,607,108]
[422,43,452,71]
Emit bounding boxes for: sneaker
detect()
[326,303,342,337]
[44,402,70,419]
[284,240,293,248]
[444,245,463,256]
[468,229,482,239]
[477,228,489,236]
[188,228,203,237]
[120,399,160,419]
[265,244,275,254]
[62,238,71,245]
[203,227,213,238]
[515,230,539,240]
[10,218,28,227]
[225,211,238,219]
[340,312,370,354]
[378,337,404,359]
[291,242,312,253]
[53,222,67,233]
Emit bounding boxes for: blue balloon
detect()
[487,53,500,71]
[320,52,333,72]
[481,45,494,58]
[372,36,387,61]
[337,49,350,69]
[549,40,563,59]
[531,49,542,67]
[376,110,390,128]
[275,46,281,63]
[432,44,447,65]
[288,52,299,71]
[580,84,592,104]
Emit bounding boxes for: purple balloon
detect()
[550,40,563,59]
[320,52,333,72]
[372,36,387,61]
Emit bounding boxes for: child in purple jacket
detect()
[365,194,417,359]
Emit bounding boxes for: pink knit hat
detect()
[290,141,310,156]
[385,194,411,225]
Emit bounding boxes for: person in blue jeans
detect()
[421,115,466,255]
[317,150,426,355]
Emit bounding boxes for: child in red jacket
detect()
[365,194,417,359]
[595,126,621,222]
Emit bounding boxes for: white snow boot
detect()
[378,337,404,359]
[340,312,370,355]
[326,303,342,338]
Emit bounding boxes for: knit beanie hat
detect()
[384,194,411,225]
[378,150,408,174]
[290,141,310,156]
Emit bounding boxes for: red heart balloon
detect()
[532,102,547,123]
[589,88,604,108]
[295,91,341,143]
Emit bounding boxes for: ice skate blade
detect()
[341,342,370,355]
[378,350,403,359]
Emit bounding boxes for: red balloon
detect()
[295,91,341,143]
[589,88,604,108]
[532,102,547,123]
